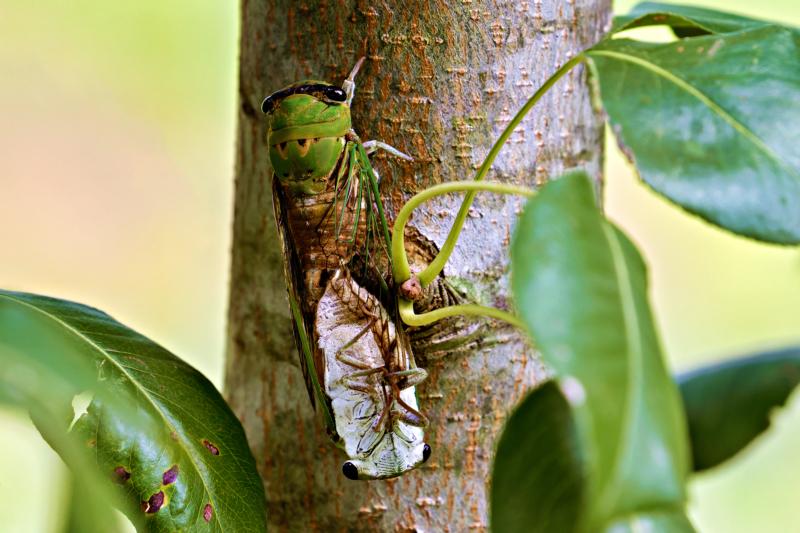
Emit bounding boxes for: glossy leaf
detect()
[585,26,800,244]
[612,2,797,37]
[0,290,267,532]
[0,291,123,532]
[678,346,800,472]
[508,172,693,531]
[491,381,585,533]
[62,472,125,533]
[22,401,129,532]
[604,512,696,533]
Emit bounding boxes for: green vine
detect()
[390,55,584,328]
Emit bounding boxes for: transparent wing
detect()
[312,141,393,296]
[272,178,323,411]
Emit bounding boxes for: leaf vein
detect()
[0,293,229,531]
[587,48,800,180]
[596,223,643,515]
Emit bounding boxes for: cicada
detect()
[262,58,432,480]
[317,269,430,480]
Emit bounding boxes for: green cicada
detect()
[262,58,432,480]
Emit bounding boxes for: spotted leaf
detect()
[0,290,267,532]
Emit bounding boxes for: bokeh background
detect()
[0,0,798,531]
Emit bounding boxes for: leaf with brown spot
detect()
[162,465,179,485]
[142,491,165,514]
[202,439,220,455]
[112,466,131,485]
[0,290,267,532]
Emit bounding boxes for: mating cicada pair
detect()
[262,59,431,480]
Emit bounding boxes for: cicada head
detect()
[338,386,432,481]
[262,82,351,194]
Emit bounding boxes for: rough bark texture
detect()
[225,1,611,531]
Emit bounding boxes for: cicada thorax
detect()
[274,147,383,303]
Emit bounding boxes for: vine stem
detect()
[389,54,584,328]
[392,182,535,328]
[391,54,584,287]
[392,181,536,283]
[398,298,528,329]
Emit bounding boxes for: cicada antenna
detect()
[346,56,366,82]
[343,57,366,107]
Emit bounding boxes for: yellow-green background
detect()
[0,1,798,531]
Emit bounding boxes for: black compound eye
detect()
[422,443,432,464]
[261,97,274,115]
[324,86,347,102]
[342,462,359,480]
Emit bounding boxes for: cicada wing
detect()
[354,140,394,271]
[353,399,377,420]
[272,178,325,412]
[357,421,387,455]
[353,140,418,366]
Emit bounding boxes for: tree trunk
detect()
[225,1,610,531]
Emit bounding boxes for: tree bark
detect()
[225,1,610,531]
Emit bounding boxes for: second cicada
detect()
[317,269,430,480]
[262,58,432,479]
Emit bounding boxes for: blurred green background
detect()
[0,0,798,531]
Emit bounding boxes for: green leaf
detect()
[0,290,267,532]
[62,472,126,533]
[678,346,800,472]
[0,291,123,532]
[491,382,585,533]
[508,171,693,531]
[585,26,800,244]
[604,512,696,533]
[612,2,796,37]
[25,403,130,533]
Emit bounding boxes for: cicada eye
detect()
[422,443,432,464]
[324,86,347,102]
[342,461,359,480]
[261,97,274,115]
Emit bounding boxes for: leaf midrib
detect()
[586,48,800,182]
[0,292,227,531]
[594,225,644,520]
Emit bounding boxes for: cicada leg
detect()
[342,367,430,427]
[340,365,385,393]
[362,140,414,162]
[333,317,376,365]
[390,382,430,428]
[397,408,429,429]
[385,368,428,393]
[357,390,392,454]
